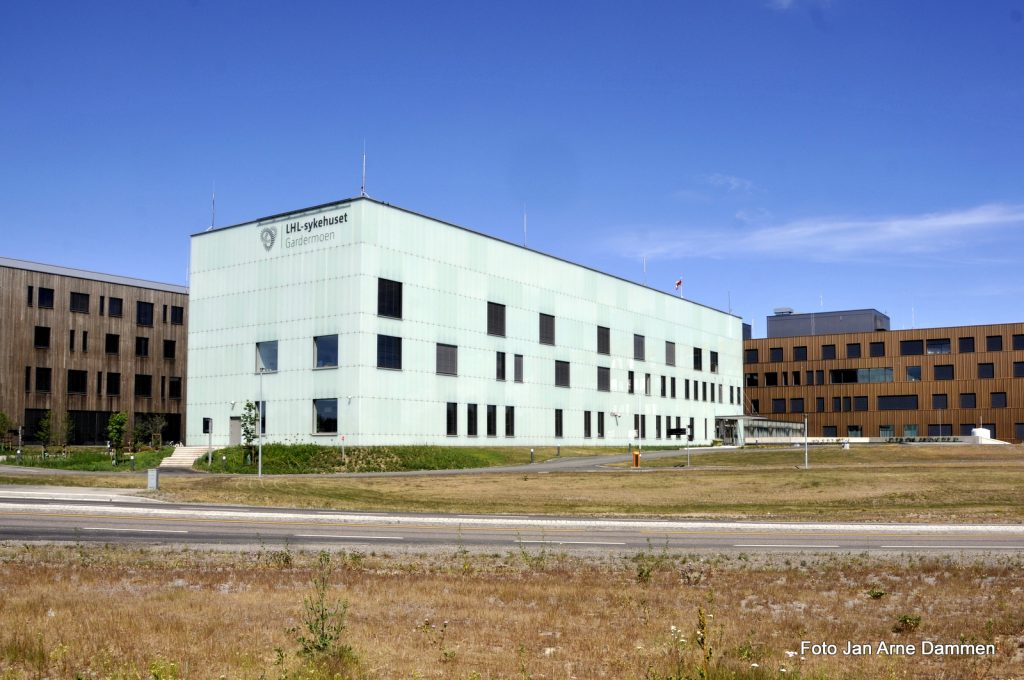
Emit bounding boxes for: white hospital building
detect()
[186,197,744,447]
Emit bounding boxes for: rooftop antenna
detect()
[642,256,648,287]
[523,203,528,247]
[205,181,216,232]
[727,290,732,313]
[360,141,367,197]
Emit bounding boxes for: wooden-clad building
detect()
[743,319,1024,443]
[0,257,188,445]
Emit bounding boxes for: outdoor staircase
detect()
[159,445,218,469]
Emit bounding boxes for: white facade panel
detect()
[187,198,743,447]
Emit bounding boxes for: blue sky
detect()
[3,1,1023,335]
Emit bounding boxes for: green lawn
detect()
[0,446,173,472]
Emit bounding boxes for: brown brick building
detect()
[0,257,188,445]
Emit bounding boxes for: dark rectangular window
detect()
[487,302,506,337]
[487,405,497,437]
[823,426,838,438]
[987,335,1003,352]
[597,366,611,392]
[554,409,563,438]
[816,370,824,384]
[992,392,1008,408]
[745,373,759,387]
[377,335,402,369]
[769,347,783,362]
[168,377,182,400]
[314,335,338,368]
[907,365,921,381]
[710,351,719,373]
[821,344,836,360]
[633,334,645,361]
[685,379,691,400]
[928,424,953,437]
[645,373,652,396]
[314,399,338,433]
[377,278,403,318]
[555,360,570,387]
[793,346,807,361]
[35,367,51,393]
[1015,362,1024,378]
[135,337,150,358]
[764,372,778,387]
[100,296,105,315]
[1013,334,1024,351]
[751,399,760,414]
[900,339,924,356]
[660,375,666,397]
[539,313,555,345]
[436,343,458,376]
[108,297,122,317]
[34,326,50,349]
[671,377,677,398]
[978,362,995,379]
[446,402,458,436]
[665,341,676,366]
[514,354,524,383]
[926,338,951,355]
[597,411,605,438]
[467,404,478,436]
[934,364,954,380]
[932,393,948,409]
[960,393,976,408]
[628,370,634,394]
[81,331,88,353]
[69,330,75,352]
[854,396,868,411]
[496,351,506,380]
[744,348,758,363]
[170,306,184,325]
[137,301,154,327]
[105,333,119,355]
[162,305,167,324]
[655,415,661,439]
[772,398,786,414]
[597,326,610,355]
[584,411,591,438]
[505,406,515,437]
[70,292,89,314]
[816,397,825,412]
[702,381,707,401]
[134,374,152,398]
[806,370,814,385]
[878,395,918,410]
[846,343,862,359]
[959,336,975,353]
[107,372,120,396]
[67,369,87,395]
[27,285,35,307]
[693,347,703,370]
[832,396,841,412]
[38,287,54,309]
[869,341,885,357]
[790,398,804,413]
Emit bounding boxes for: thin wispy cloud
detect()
[706,173,756,194]
[605,203,1024,263]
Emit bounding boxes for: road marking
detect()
[879,545,1023,550]
[734,544,840,548]
[295,534,403,541]
[518,540,626,546]
[83,527,188,534]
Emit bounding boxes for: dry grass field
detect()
[0,544,1021,679]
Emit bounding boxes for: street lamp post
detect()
[258,368,264,479]
[804,413,809,470]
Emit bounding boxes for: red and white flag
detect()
[674,278,683,290]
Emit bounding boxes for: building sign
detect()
[259,210,349,252]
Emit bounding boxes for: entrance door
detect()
[229,417,241,446]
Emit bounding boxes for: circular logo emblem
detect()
[260,226,277,251]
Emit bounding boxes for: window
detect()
[514,354,523,383]
[67,369,87,394]
[764,372,778,386]
[821,344,836,360]
[314,399,338,433]
[496,351,506,380]
[665,341,676,366]
[137,301,154,327]
[701,381,707,401]
[847,425,863,438]
[34,326,50,349]
[378,278,403,318]
[978,363,995,379]
[671,377,677,398]
[35,367,51,393]
[794,346,808,361]
[467,404,478,436]
[628,370,635,394]
[960,393,976,408]
[987,335,1003,352]
[168,377,182,400]
[934,364,954,380]
[82,331,88,353]
[792,371,801,386]
[446,403,458,436]
[790,398,804,413]
[880,425,894,438]
[816,397,825,412]
[928,424,952,436]
[162,305,167,324]
[170,306,184,325]
[645,373,651,396]
[769,347,783,362]
[135,337,150,358]
[903,424,918,438]
[823,426,838,438]
[745,373,759,387]
[584,411,591,438]
[900,339,924,356]
[878,395,918,410]
[846,343,862,359]
[104,333,119,355]
[906,366,921,381]
[70,292,89,313]
[108,297,122,317]
[816,370,824,384]
[597,412,605,438]
[633,334,645,361]
[134,374,152,398]
[854,396,868,411]
[1014,334,1024,351]
[932,393,948,409]
[487,405,497,437]
[106,372,121,396]
[959,336,975,353]
[710,351,719,373]
[869,341,885,357]
[487,302,506,337]
[829,367,893,384]
[555,360,570,387]
[771,399,786,414]
[100,296,106,316]
[806,370,815,385]
[693,347,703,370]
[660,375,666,397]
[505,406,515,437]
[744,348,758,363]
[1017,423,1024,442]
[685,379,691,399]
[655,415,661,439]
[597,326,610,355]
[751,399,760,414]
[26,285,33,307]
[377,335,402,369]
[926,338,950,355]
[539,313,555,345]
[38,287,54,308]
[69,330,75,352]
[1015,362,1024,378]
[436,343,458,376]
[597,367,611,392]
[992,392,1008,408]
[554,409,563,438]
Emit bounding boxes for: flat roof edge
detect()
[0,256,188,294]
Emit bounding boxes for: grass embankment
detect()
[627,445,1024,469]
[0,544,1020,679]
[0,446,173,472]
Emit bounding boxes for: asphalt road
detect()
[1,489,1022,555]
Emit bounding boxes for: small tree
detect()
[241,400,260,456]
[107,411,128,454]
[37,411,73,451]
[0,411,13,450]
[133,414,167,449]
